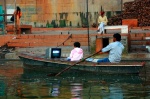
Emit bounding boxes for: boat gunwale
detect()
[18,53,145,67]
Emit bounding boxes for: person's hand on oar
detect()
[47,50,101,77]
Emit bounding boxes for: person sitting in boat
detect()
[67,42,83,61]
[97,33,124,63]
[87,33,124,63]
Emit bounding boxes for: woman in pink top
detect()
[68,42,83,61]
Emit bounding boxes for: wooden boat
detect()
[18,52,145,74]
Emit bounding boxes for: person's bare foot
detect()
[98,32,101,34]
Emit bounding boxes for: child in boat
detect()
[86,33,124,63]
[67,42,83,61]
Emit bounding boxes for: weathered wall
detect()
[0,1,4,5]
[4,0,134,27]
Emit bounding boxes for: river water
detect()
[0,61,150,99]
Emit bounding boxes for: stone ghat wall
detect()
[0,33,129,57]
[3,0,133,27]
[6,34,89,47]
[0,35,16,47]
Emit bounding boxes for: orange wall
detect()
[0,35,16,46]
[4,0,134,27]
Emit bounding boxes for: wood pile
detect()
[108,0,150,26]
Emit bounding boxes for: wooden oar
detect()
[56,34,72,47]
[50,50,101,77]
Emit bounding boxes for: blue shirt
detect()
[102,41,124,63]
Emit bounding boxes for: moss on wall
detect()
[122,45,128,55]
[90,40,96,54]
[5,0,134,27]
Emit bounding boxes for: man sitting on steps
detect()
[97,11,108,34]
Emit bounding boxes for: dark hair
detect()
[113,33,121,41]
[16,6,21,12]
[100,11,105,15]
[74,42,80,48]
[16,6,21,18]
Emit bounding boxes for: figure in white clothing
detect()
[86,33,124,63]
[98,33,124,63]
[97,11,108,34]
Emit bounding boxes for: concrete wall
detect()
[3,0,134,27]
[0,1,4,6]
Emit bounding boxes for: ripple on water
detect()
[0,61,150,99]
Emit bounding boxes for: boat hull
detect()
[18,53,145,74]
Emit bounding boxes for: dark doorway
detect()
[102,38,109,48]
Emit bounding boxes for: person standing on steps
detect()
[97,11,108,34]
[13,6,22,28]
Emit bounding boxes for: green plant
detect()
[46,20,50,28]
[34,22,36,27]
[70,21,72,27]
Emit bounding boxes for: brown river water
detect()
[0,61,150,99]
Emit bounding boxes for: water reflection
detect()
[0,79,5,96]
[0,61,150,99]
[50,80,60,97]
[102,84,123,99]
[70,83,83,99]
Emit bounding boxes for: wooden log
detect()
[108,0,150,26]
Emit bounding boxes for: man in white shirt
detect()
[97,33,124,63]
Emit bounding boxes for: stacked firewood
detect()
[108,0,150,26]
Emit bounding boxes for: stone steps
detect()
[130,47,148,53]
[129,33,150,53]
[0,35,16,47]
[131,40,150,45]
[6,34,90,57]
[7,34,89,47]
